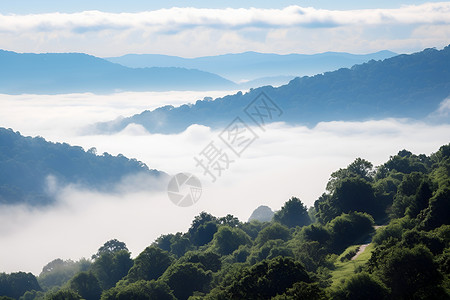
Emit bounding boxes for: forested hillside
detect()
[0,128,164,205]
[94,45,450,134]
[1,143,449,299]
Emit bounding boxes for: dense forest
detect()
[0,128,164,205]
[1,143,449,299]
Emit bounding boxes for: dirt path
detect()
[352,243,370,260]
[352,225,385,260]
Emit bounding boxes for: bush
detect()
[327,212,374,253]
[332,272,389,300]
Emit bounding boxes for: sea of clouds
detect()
[0,90,449,274]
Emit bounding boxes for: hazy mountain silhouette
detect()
[106,50,397,83]
[93,46,450,134]
[0,128,165,205]
[248,205,275,222]
[0,50,236,94]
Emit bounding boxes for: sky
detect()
[0,0,449,274]
[0,1,449,56]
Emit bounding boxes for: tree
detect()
[68,272,102,300]
[388,151,430,173]
[273,197,311,228]
[292,241,329,272]
[44,289,82,300]
[0,272,41,299]
[126,246,174,283]
[239,220,267,240]
[189,212,217,236]
[419,187,450,230]
[406,179,433,218]
[218,214,241,227]
[327,212,374,253]
[326,158,374,193]
[332,272,389,300]
[208,257,311,299]
[272,282,326,300]
[20,290,45,300]
[100,280,176,300]
[297,224,331,246]
[170,233,193,257]
[160,262,212,300]
[332,178,381,219]
[255,223,291,246]
[91,250,133,290]
[372,218,406,245]
[190,221,218,247]
[38,258,90,291]
[211,226,251,256]
[375,244,443,299]
[180,251,221,272]
[92,239,128,260]
[247,239,287,264]
[314,193,338,224]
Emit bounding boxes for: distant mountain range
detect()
[0,50,236,94]
[0,128,165,205]
[0,49,397,94]
[106,51,397,83]
[93,46,450,134]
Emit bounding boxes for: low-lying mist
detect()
[0,91,449,275]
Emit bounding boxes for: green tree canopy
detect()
[126,246,174,283]
[101,280,176,300]
[211,226,251,256]
[91,250,133,290]
[160,262,212,300]
[68,272,101,300]
[273,197,311,228]
[373,244,443,299]
[332,272,389,300]
[207,256,311,299]
[44,289,82,300]
[255,222,291,246]
[326,158,374,193]
[327,212,374,253]
[92,239,129,260]
[0,272,41,299]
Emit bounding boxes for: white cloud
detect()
[1,4,450,33]
[434,97,450,117]
[0,4,449,56]
[0,90,238,139]
[0,91,449,274]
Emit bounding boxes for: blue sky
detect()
[0,1,449,56]
[1,0,445,12]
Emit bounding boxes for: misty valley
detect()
[1,141,449,300]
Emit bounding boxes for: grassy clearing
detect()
[330,243,375,287]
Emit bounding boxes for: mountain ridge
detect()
[105,50,398,82]
[0,50,236,94]
[93,45,450,134]
[0,127,166,205]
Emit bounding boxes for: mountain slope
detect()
[0,128,165,205]
[0,50,236,94]
[105,50,397,82]
[94,46,450,134]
